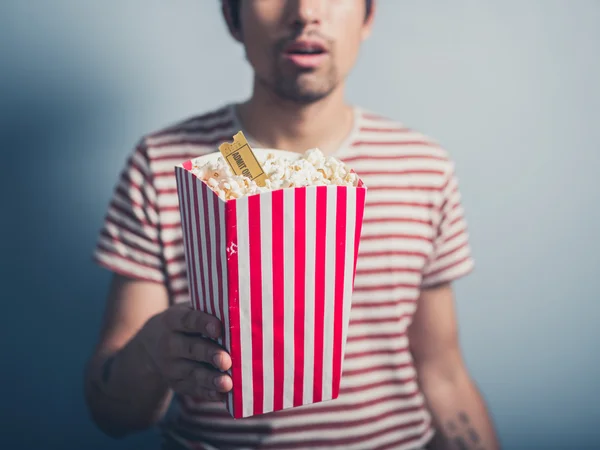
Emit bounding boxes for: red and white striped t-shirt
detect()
[93,104,474,450]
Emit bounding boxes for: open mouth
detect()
[282,40,328,68]
[286,48,325,55]
[284,41,328,56]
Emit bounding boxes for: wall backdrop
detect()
[1,1,599,449]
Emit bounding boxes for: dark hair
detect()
[224,0,373,30]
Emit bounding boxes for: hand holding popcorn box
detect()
[175,132,367,418]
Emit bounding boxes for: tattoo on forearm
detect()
[467,427,481,444]
[90,355,136,405]
[453,436,469,450]
[444,411,483,449]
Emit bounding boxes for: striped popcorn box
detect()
[174,149,367,419]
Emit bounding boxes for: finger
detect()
[167,333,232,371]
[169,361,233,393]
[166,304,222,338]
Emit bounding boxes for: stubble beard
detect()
[272,66,338,105]
[257,51,339,105]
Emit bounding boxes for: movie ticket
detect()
[218,131,268,187]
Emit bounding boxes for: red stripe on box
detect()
[332,187,347,399]
[225,200,243,418]
[183,171,200,310]
[271,190,285,411]
[201,183,215,315]
[191,178,207,311]
[247,195,264,416]
[293,188,306,407]
[313,186,327,403]
[353,187,366,289]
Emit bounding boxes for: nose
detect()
[287,0,325,29]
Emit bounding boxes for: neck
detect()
[235,78,355,154]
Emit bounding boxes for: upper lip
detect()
[283,39,328,54]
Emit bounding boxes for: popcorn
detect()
[189,148,359,201]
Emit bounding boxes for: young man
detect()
[85,1,500,449]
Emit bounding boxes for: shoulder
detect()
[350,108,456,187]
[139,104,236,159]
[133,104,237,174]
[355,108,450,161]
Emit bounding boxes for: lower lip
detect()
[283,52,328,69]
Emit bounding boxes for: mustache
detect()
[274,30,333,52]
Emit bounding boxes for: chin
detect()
[278,84,335,104]
[285,76,338,101]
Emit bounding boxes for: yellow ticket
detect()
[218,131,268,187]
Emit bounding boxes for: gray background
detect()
[1,1,599,449]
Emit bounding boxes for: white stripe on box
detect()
[342,187,357,364]
[207,187,219,319]
[303,187,317,405]
[260,192,274,414]
[322,186,338,401]
[218,198,229,346]
[197,180,212,315]
[282,188,295,409]
[180,172,197,309]
[183,176,196,309]
[235,196,253,417]
[219,199,232,414]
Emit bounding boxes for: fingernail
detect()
[206,322,217,337]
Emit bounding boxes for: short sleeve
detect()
[421,164,475,288]
[93,140,166,283]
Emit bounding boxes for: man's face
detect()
[234,0,374,104]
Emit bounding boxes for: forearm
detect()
[422,369,499,450]
[84,333,172,438]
